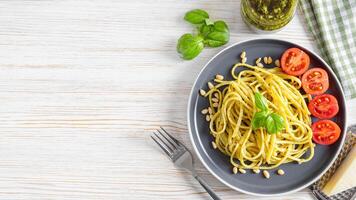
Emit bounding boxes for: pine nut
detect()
[199,89,206,96]
[275,59,280,67]
[256,57,261,64]
[268,56,273,64]
[208,107,212,114]
[216,74,224,80]
[257,63,264,68]
[201,108,208,114]
[242,57,247,63]
[213,103,219,107]
[239,168,246,174]
[277,169,285,176]
[212,141,217,149]
[240,51,246,59]
[206,115,210,122]
[208,82,214,90]
[263,170,270,179]
[233,167,238,174]
[253,169,260,174]
[263,56,268,64]
[213,93,219,98]
[212,98,219,103]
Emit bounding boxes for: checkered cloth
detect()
[299,0,356,99]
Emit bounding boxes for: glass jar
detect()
[241,0,298,33]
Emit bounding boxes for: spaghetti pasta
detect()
[203,62,314,170]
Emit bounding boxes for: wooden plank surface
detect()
[0,0,355,199]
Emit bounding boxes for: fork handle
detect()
[195,176,221,200]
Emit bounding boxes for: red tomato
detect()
[308,94,339,119]
[312,120,341,145]
[302,68,329,95]
[281,48,310,76]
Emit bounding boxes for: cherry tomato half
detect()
[308,94,339,119]
[312,120,341,145]
[281,47,310,76]
[302,68,329,95]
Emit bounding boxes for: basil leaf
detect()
[204,21,230,47]
[199,24,214,38]
[265,113,284,134]
[177,33,204,60]
[254,92,268,111]
[184,9,209,24]
[252,111,269,130]
[204,18,214,26]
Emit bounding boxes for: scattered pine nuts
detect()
[256,57,261,64]
[242,57,247,63]
[275,59,280,67]
[216,74,224,80]
[263,56,268,64]
[239,168,246,174]
[213,103,219,107]
[212,98,219,103]
[206,115,210,122]
[213,93,219,98]
[208,107,212,114]
[201,108,208,114]
[212,141,217,149]
[240,51,246,59]
[253,169,260,174]
[277,169,285,176]
[257,63,264,68]
[268,56,273,64]
[233,167,238,174]
[200,89,206,96]
[263,170,270,179]
[208,82,214,90]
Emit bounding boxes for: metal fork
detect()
[151,127,221,200]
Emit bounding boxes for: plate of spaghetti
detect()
[187,39,347,196]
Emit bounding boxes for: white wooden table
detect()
[0,1,355,199]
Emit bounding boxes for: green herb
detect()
[251,92,284,134]
[177,33,204,60]
[254,92,268,111]
[251,111,269,129]
[177,9,230,60]
[184,9,209,24]
[203,21,229,47]
[265,113,284,134]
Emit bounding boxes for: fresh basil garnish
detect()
[254,92,268,111]
[252,111,269,129]
[265,113,284,134]
[184,9,209,24]
[203,21,230,47]
[177,33,204,60]
[251,92,284,134]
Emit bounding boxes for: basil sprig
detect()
[251,92,284,134]
[177,34,204,60]
[177,9,230,60]
[184,9,209,24]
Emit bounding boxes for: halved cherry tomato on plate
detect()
[281,47,310,76]
[302,68,329,95]
[308,94,339,119]
[312,120,341,145]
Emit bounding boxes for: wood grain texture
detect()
[0,0,355,199]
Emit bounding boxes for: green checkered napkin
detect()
[299,0,356,99]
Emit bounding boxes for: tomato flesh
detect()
[312,120,341,145]
[302,68,329,95]
[308,94,339,119]
[281,48,310,76]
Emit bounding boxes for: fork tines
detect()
[151,127,181,157]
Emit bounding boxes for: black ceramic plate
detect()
[187,39,347,196]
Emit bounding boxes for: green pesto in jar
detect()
[241,0,298,31]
